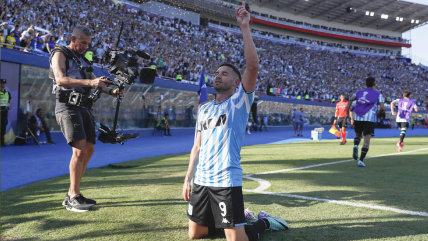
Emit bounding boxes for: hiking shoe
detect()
[62,193,70,206]
[80,194,96,205]
[66,195,92,212]
[244,208,258,224]
[396,142,402,152]
[358,160,366,167]
[258,211,289,230]
[353,146,358,160]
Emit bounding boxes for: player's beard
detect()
[214,79,233,93]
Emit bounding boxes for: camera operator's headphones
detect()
[48,46,94,80]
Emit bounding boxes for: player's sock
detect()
[399,130,406,143]
[341,131,346,141]
[354,137,361,147]
[245,219,268,241]
[360,148,369,162]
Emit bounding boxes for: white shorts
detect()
[247,122,252,127]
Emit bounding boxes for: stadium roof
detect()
[247,0,428,32]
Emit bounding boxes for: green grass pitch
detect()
[1,136,428,240]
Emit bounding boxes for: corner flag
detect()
[197,68,208,105]
[329,125,340,137]
[190,68,209,184]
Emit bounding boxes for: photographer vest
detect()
[48,46,93,113]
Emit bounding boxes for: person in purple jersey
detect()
[346,77,385,167]
[182,2,288,241]
[390,90,418,152]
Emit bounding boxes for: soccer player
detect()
[182,2,288,240]
[390,90,418,152]
[291,107,299,137]
[298,108,307,137]
[334,94,353,145]
[346,77,385,167]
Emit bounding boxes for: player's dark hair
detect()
[340,93,346,97]
[403,90,411,97]
[219,63,241,81]
[365,77,375,87]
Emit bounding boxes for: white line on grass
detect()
[243,147,428,217]
[251,147,428,176]
[242,189,428,217]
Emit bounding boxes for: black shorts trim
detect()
[397,122,409,129]
[187,184,246,229]
[337,117,347,129]
[354,121,375,137]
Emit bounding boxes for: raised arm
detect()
[236,1,258,92]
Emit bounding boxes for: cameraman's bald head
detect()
[72,26,92,39]
[70,26,92,54]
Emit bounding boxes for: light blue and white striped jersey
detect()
[353,93,385,122]
[195,83,254,187]
[394,99,418,123]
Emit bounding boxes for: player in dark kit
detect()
[390,90,418,152]
[347,77,385,167]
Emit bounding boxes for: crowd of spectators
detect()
[201,0,409,43]
[1,0,427,107]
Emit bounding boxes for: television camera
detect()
[91,22,157,145]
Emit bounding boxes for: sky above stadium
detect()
[402,0,428,65]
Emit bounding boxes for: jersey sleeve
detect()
[231,83,254,114]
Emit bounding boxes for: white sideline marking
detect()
[243,175,270,192]
[242,189,428,217]
[243,147,428,217]
[253,148,428,176]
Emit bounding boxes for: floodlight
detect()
[366,11,369,15]
[416,20,419,23]
[396,17,399,21]
[400,17,403,21]
[370,12,374,16]
[411,19,415,23]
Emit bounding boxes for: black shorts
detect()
[397,122,409,129]
[55,106,96,146]
[354,121,375,137]
[187,184,246,229]
[337,117,347,128]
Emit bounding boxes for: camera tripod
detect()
[15,125,42,148]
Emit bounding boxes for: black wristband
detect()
[109,89,113,95]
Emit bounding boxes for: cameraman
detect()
[50,26,123,212]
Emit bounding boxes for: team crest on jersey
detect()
[200,114,227,130]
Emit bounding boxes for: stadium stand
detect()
[1,0,427,107]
